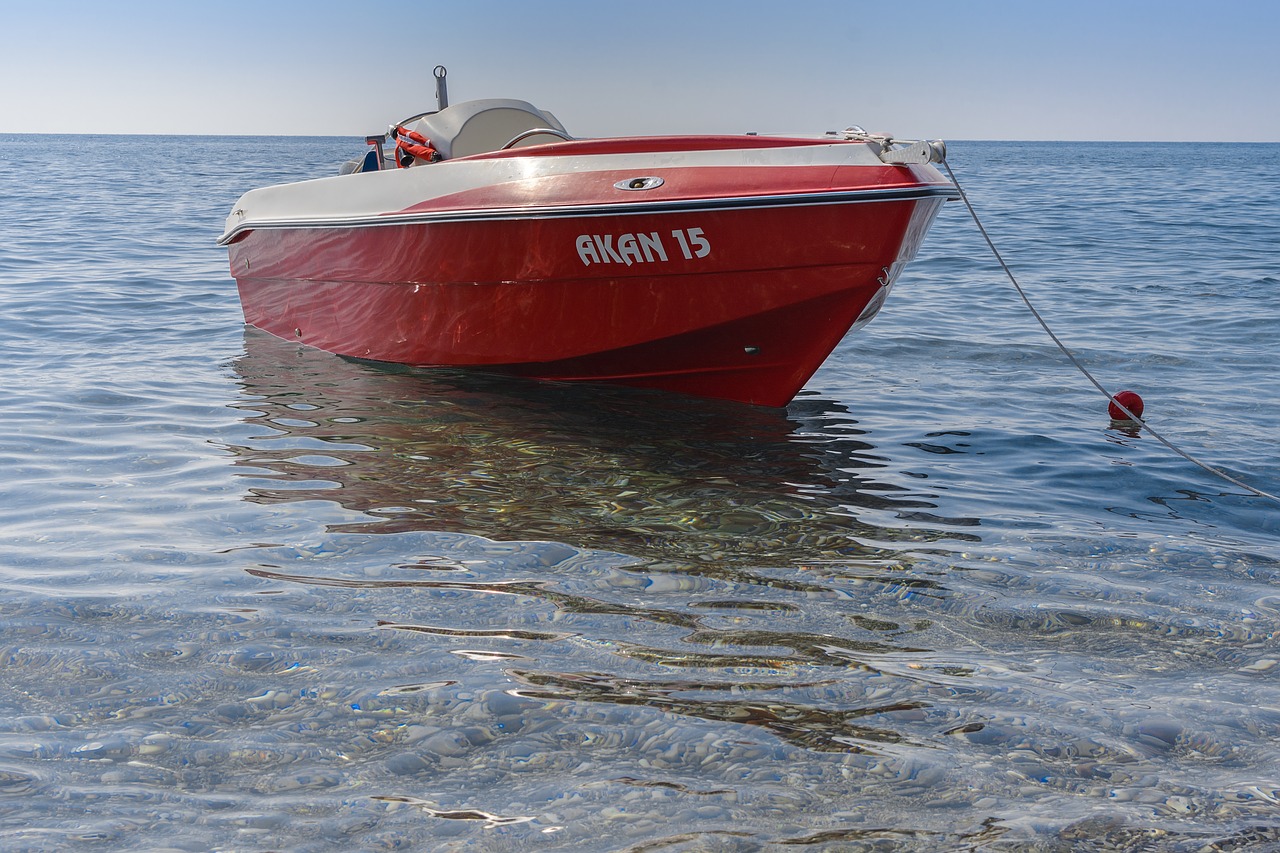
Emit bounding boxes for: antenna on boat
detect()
[434,66,449,111]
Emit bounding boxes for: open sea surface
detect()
[0,134,1277,851]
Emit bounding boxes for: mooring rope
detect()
[941,159,1280,506]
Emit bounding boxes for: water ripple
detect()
[0,135,1277,849]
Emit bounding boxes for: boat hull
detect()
[225,137,954,406]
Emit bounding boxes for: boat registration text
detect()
[576,228,710,267]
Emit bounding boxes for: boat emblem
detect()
[614,176,664,191]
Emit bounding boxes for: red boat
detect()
[219,72,956,406]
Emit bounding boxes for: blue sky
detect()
[4,0,1278,141]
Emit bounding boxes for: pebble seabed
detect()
[1,135,1279,850]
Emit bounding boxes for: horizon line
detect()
[3,131,1279,144]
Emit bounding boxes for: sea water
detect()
[0,135,1277,851]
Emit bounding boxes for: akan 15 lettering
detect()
[575,228,710,266]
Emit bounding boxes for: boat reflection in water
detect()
[227,327,977,573]
[215,334,1280,849]
[221,329,992,790]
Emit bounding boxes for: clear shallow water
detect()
[0,134,1277,851]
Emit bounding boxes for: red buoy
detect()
[1108,390,1144,421]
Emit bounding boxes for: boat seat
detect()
[404,99,569,161]
[337,147,382,175]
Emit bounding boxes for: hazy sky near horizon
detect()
[4,0,1278,141]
